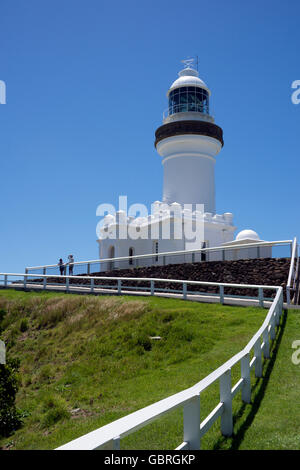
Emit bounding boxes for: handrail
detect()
[0,272,284,448]
[25,239,293,271]
[287,237,297,287]
[0,272,281,291]
[286,237,298,304]
[52,282,283,450]
[293,247,300,305]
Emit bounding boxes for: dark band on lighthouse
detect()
[155,120,224,148]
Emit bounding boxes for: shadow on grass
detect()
[212,308,288,450]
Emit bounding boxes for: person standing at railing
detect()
[58,258,64,276]
[68,254,74,276]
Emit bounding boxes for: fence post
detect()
[4,275,7,288]
[254,339,263,378]
[270,314,276,341]
[274,304,279,326]
[24,275,27,290]
[183,283,187,300]
[87,263,90,275]
[43,276,47,290]
[91,278,94,294]
[103,436,121,450]
[262,328,270,359]
[219,285,224,304]
[150,280,154,296]
[280,289,284,313]
[220,369,233,436]
[183,394,201,450]
[113,437,120,450]
[258,287,264,307]
[43,268,46,276]
[286,286,291,305]
[66,276,69,293]
[117,279,122,295]
[241,353,251,403]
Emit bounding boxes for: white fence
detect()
[0,272,285,449]
[25,239,293,278]
[1,242,292,449]
[18,237,299,305]
[50,281,283,450]
[286,237,299,304]
[0,272,277,306]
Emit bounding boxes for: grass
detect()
[218,308,300,450]
[0,289,296,450]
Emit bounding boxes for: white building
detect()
[97,62,270,270]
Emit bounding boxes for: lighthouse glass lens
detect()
[169,87,209,116]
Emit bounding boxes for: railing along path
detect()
[50,281,283,450]
[0,271,283,450]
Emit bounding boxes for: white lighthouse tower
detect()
[155,60,223,214]
[97,60,241,268]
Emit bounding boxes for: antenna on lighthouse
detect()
[181,57,195,69]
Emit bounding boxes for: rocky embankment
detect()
[39,257,290,301]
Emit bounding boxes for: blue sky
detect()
[0,0,299,272]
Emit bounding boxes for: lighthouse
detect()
[155,61,224,214]
[97,60,248,268]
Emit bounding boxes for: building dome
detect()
[168,67,210,96]
[235,229,260,241]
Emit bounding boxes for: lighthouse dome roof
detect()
[235,229,261,241]
[168,67,211,96]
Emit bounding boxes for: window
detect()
[129,247,134,265]
[201,242,207,262]
[169,87,209,116]
[153,241,159,262]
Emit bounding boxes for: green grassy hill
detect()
[0,289,298,450]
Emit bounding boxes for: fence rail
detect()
[25,240,293,277]
[0,272,285,449]
[49,281,283,450]
[0,272,278,306]
[23,238,297,304]
[286,237,299,304]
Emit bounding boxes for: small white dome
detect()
[168,67,210,96]
[236,229,260,241]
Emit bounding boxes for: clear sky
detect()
[0,0,299,273]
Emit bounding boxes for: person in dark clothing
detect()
[68,254,74,276]
[58,258,64,276]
